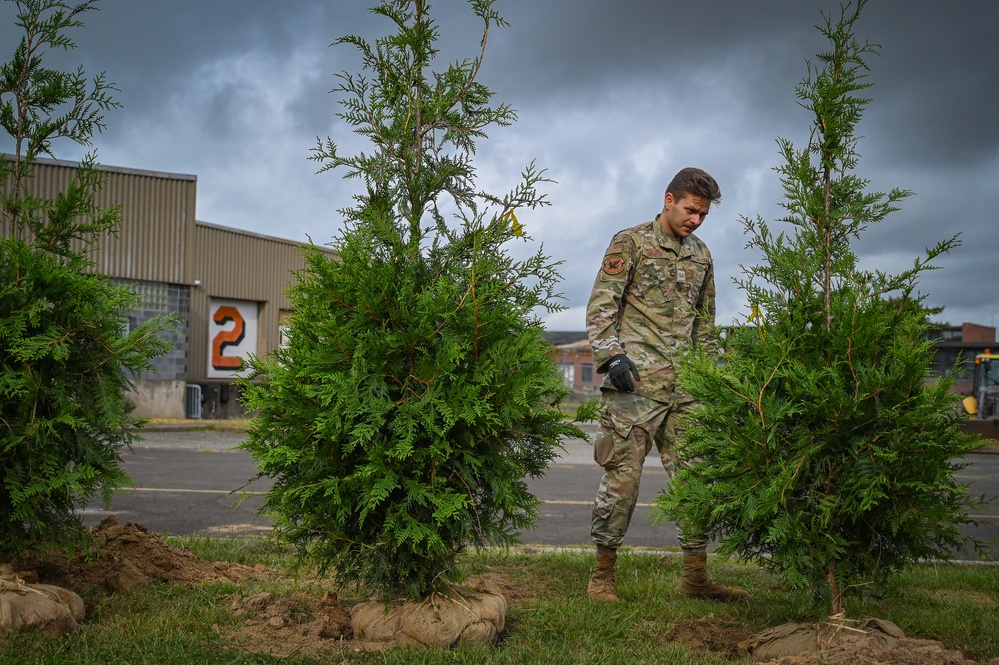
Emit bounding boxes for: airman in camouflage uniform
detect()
[584,167,748,604]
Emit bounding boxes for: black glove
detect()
[606,354,641,392]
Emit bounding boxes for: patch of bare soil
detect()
[226,589,355,658]
[12,516,268,593]
[668,613,753,660]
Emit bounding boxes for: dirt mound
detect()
[13,516,268,592]
[227,589,354,657]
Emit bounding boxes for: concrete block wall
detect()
[117,279,190,381]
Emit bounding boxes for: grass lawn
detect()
[1,538,997,664]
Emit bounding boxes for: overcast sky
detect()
[3,1,998,331]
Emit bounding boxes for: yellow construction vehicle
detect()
[963,350,999,425]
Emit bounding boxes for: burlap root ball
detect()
[351,578,506,648]
[0,565,85,638]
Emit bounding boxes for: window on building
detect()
[278,309,293,348]
[941,328,962,341]
[581,363,594,383]
[559,364,574,388]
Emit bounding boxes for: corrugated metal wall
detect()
[97,165,196,284]
[2,156,196,284]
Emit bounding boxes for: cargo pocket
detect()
[593,411,633,469]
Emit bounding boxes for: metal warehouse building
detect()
[2,156,332,420]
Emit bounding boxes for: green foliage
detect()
[0,0,173,558]
[238,0,584,600]
[656,0,988,618]
[1,0,118,168]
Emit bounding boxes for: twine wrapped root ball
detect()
[0,565,85,638]
[351,578,506,648]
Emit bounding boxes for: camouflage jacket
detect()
[586,218,717,399]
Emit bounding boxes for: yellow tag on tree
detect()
[502,209,523,236]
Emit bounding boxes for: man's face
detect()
[661,192,711,238]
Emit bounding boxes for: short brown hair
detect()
[666,167,721,204]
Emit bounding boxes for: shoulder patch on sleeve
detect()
[605,242,624,255]
[602,255,626,276]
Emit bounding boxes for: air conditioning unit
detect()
[185,384,202,419]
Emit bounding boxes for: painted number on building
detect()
[211,306,245,370]
[208,299,258,378]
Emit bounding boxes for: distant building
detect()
[928,322,997,395]
[2,156,334,419]
[546,331,602,398]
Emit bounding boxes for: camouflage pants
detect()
[590,388,707,550]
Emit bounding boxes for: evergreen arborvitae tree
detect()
[238,0,589,601]
[0,0,173,559]
[657,0,986,618]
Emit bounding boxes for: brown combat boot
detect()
[679,549,749,602]
[587,550,619,603]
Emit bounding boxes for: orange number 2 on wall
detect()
[212,306,245,370]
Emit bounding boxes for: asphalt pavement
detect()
[81,425,998,560]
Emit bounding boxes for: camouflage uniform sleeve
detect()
[586,233,634,372]
[692,257,718,357]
